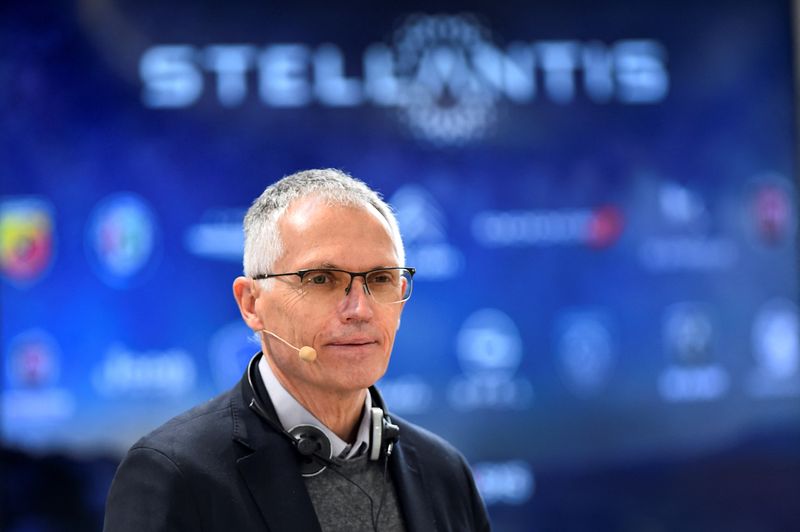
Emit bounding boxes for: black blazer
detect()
[104,370,491,531]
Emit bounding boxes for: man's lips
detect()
[325,338,378,347]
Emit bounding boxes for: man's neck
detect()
[266,357,367,442]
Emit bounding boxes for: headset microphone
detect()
[261,329,317,362]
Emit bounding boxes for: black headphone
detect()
[246,352,400,477]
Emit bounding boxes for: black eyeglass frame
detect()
[252,267,416,303]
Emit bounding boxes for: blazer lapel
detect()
[390,438,437,532]
[232,370,322,532]
[236,442,321,532]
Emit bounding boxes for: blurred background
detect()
[2,0,799,530]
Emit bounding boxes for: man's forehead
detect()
[281,195,391,235]
[276,195,399,268]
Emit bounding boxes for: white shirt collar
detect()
[258,354,372,460]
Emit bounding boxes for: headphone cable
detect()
[325,452,391,532]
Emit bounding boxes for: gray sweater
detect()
[305,453,406,532]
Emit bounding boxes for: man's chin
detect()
[321,367,386,394]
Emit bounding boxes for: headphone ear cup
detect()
[288,424,332,476]
[369,407,384,461]
[369,407,400,461]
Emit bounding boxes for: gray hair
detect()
[242,168,405,277]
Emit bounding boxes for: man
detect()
[104,169,490,531]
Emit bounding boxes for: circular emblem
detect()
[85,192,160,288]
[752,299,799,379]
[456,308,522,380]
[392,14,498,145]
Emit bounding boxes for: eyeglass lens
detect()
[299,269,412,304]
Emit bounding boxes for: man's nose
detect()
[339,277,374,321]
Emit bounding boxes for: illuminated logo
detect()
[749,175,795,246]
[208,321,259,391]
[0,197,55,284]
[658,302,729,402]
[85,192,160,288]
[389,184,463,279]
[390,14,498,145]
[3,329,74,424]
[752,299,799,380]
[184,208,246,261]
[658,181,707,227]
[449,308,533,410]
[457,308,522,379]
[139,15,669,145]
[472,204,624,248]
[746,299,800,398]
[5,329,60,388]
[639,181,737,272]
[473,461,535,506]
[556,312,614,397]
[92,344,196,397]
[663,303,714,366]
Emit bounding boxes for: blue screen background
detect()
[2,1,799,530]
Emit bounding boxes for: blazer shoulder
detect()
[390,415,492,531]
[393,414,464,460]
[130,387,235,461]
[391,414,477,481]
[105,389,240,532]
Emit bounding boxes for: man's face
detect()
[252,196,405,395]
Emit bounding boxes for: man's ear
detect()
[233,276,264,331]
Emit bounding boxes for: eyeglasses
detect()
[253,267,416,304]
